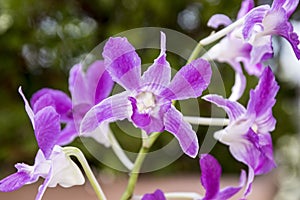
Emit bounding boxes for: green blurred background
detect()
[0,0,299,177]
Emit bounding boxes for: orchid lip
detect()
[135,91,156,114]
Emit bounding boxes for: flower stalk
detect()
[63,146,107,200]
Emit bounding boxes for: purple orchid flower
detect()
[243,0,300,60]
[0,88,84,200]
[80,32,212,158]
[142,189,166,200]
[30,60,114,146]
[203,67,279,196]
[200,154,246,200]
[206,0,272,101]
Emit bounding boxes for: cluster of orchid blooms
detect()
[0,0,299,199]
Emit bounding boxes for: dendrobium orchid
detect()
[80,32,212,158]
[142,189,166,200]
[199,154,246,200]
[0,88,85,200]
[203,67,279,196]
[30,60,114,146]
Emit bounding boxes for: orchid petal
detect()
[142,189,166,200]
[217,170,246,199]
[0,171,31,192]
[103,37,141,91]
[56,122,78,146]
[237,0,255,19]
[207,14,232,29]
[202,94,246,121]
[249,37,274,66]
[83,123,111,147]
[247,67,279,119]
[31,88,72,122]
[34,106,60,159]
[18,87,35,129]
[141,32,171,93]
[161,58,211,100]
[272,0,299,18]
[164,106,199,158]
[35,168,52,200]
[200,154,221,200]
[229,66,247,101]
[80,91,131,135]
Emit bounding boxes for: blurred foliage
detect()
[0,0,299,177]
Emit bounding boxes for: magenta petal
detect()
[272,0,299,18]
[141,32,171,93]
[164,106,199,158]
[207,14,232,29]
[129,97,151,127]
[202,94,246,121]
[200,154,221,200]
[0,172,31,192]
[161,58,211,100]
[80,91,131,134]
[237,0,255,19]
[247,67,279,120]
[31,88,72,122]
[142,189,166,200]
[56,122,78,146]
[34,106,60,158]
[103,37,141,91]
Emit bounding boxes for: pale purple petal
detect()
[142,189,166,200]
[0,171,31,192]
[242,5,269,40]
[207,14,232,29]
[272,0,299,18]
[35,168,52,200]
[216,170,246,199]
[56,122,78,146]
[249,38,273,67]
[141,32,171,93]
[202,94,246,121]
[229,69,247,101]
[161,58,211,100]
[80,91,131,134]
[164,106,199,158]
[18,87,35,129]
[34,106,60,158]
[200,154,221,200]
[31,88,72,122]
[237,0,255,19]
[247,67,279,120]
[103,37,141,91]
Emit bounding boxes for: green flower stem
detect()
[187,17,245,63]
[63,146,107,200]
[120,132,161,200]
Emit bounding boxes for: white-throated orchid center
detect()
[135,92,156,114]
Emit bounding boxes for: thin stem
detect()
[108,128,134,170]
[63,147,107,200]
[183,116,229,126]
[120,132,161,200]
[187,17,245,63]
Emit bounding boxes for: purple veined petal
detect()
[272,0,299,18]
[163,106,199,158]
[216,170,247,199]
[246,67,279,118]
[103,37,141,91]
[56,122,78,146]
[128,96,151,127]
[34,106,60,159]
[161,58,211,101]
[202,94,246,121]
[80,91,132,135]
[207,14,232,29]
[142,189,166,200]
[31,88,72,122]
[0,171,32,192]
[200,154,221,200]
[237,0,255,19]
[255,109,276,133]
[249,36,274,66]
[242,5,270,40]
[244,166,254,197]
[18,87,35,129]
[141,32,171,93]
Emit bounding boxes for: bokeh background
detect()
[0,0,299,188]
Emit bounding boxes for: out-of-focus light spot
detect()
[64,23,81,39]
[177,5,200,32]
[22,44,38,68]
[79,17,97,37]
[0,13,13,34]
[38,47,56,68]
[39,17,58,36]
